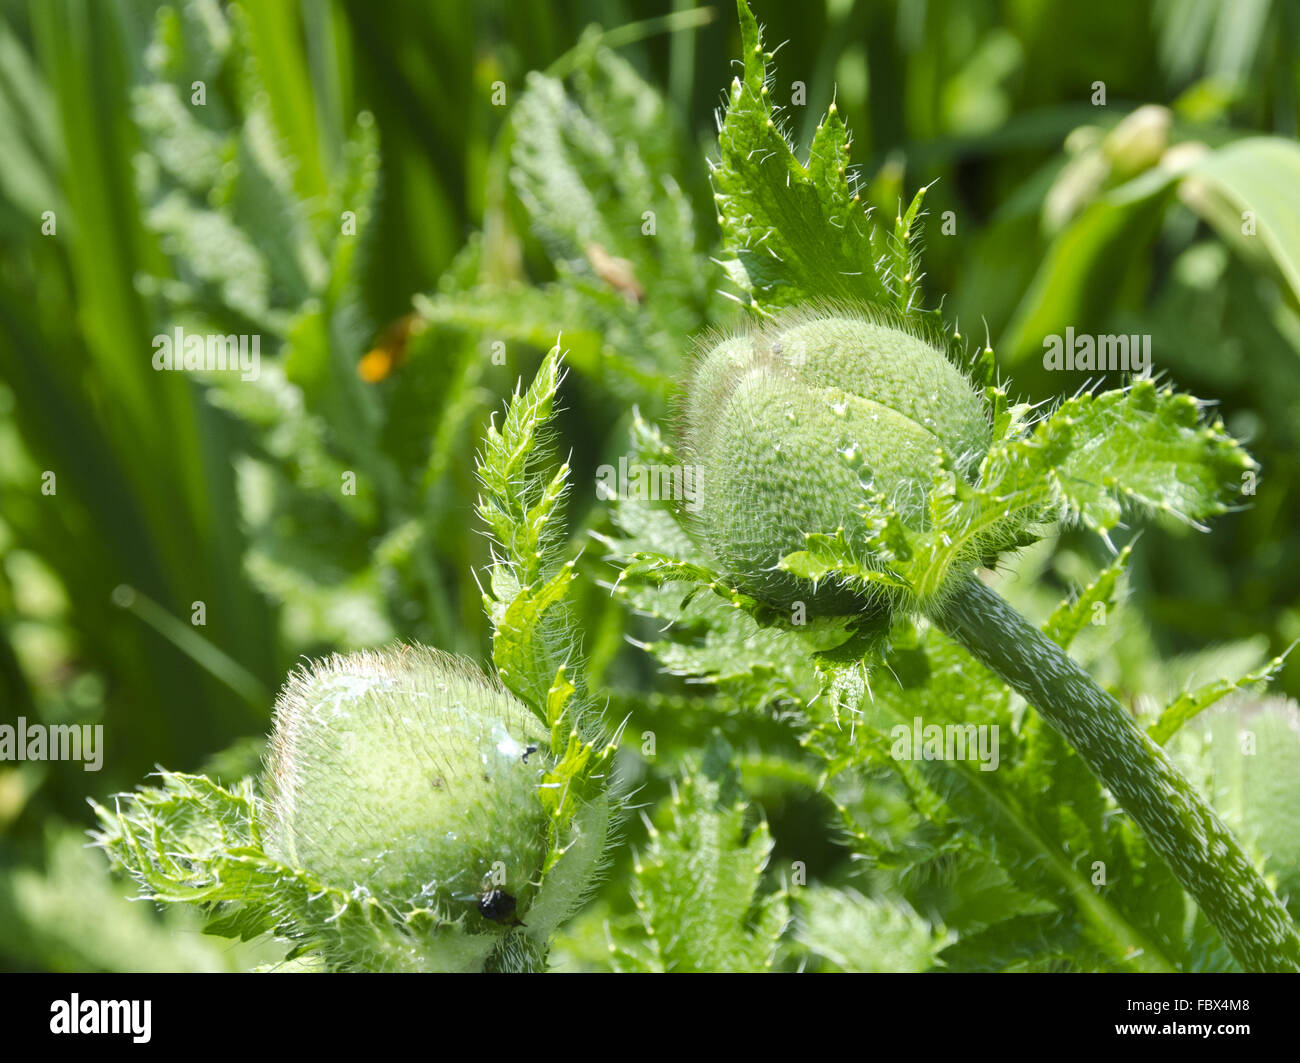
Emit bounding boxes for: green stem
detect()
[929,573,1300,973]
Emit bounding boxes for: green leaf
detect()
[622,749,788,971]
[417,43,716,410]
[88,774,376,964]
[474,344,579,721]
[1003,134,1300,367]
[805,628,1183,972]
[474,348,617,907]
[794,887,938,972]
[1149,646,1291,744]
[777,379,1254,615]
[1181,137,1300,308]
[1031,380,1256,535]
[477,344,568,600]
[90,771,509,972]
[714,0,928,316]
[1043,542,1133,648]
[1001,184,1172,366]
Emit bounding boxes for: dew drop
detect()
[491,720,525,759]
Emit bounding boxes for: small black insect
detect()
[521,744,538,764]
[478,888,524,927]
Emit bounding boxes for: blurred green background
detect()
[1,0,1298,970]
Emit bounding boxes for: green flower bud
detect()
[1101,104,1171,179]
[262,646,549,930]
[683,309,990,613]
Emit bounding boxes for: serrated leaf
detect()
[475,347,583,727]
[773,378,1255,618]
[794,887,938,972]
[1030,380,1255,534]
[625,752,788,972]
[474,347,616,896]
[476,345,567,595]
[417,44,714,409]
[492,561,578,714]
[89,771,493,971]
[713,0,930,316]
[806,626,1183,972]
[1043,542,1133,648]
[1149,646,1291,744]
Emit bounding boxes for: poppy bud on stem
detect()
[685,309,1300,972]
[263,646,553,970]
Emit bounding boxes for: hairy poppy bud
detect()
[262,647,548,932]
[683,309,989,612]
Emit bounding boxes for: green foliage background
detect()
[1,0,1299,971]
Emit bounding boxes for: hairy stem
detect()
[929,573,1300,973]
